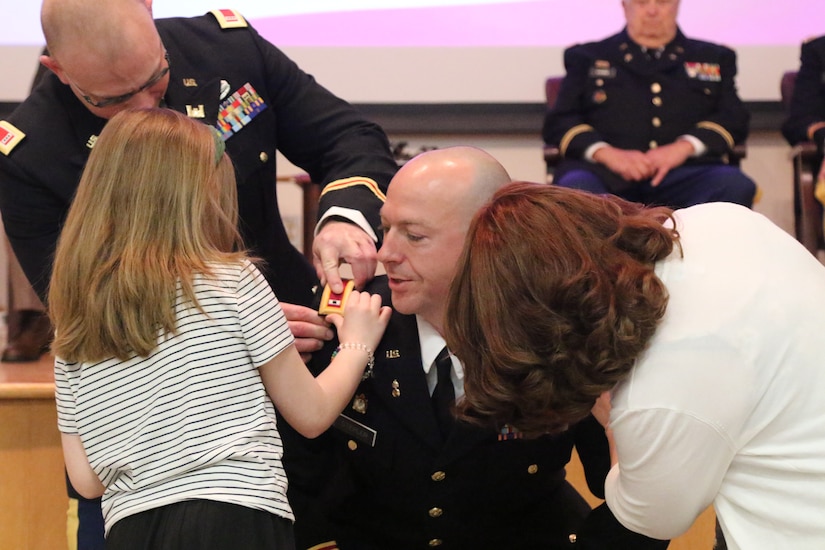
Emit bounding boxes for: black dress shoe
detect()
[2,309,54,362]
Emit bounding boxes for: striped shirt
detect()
[54,260,295,534]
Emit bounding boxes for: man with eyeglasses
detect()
[543,0,756,210]
[0,0,397,548]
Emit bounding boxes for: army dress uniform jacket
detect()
[0,11,397,306]
[782,35,825,150]
[543,28,749,192]
[282,277,669,550]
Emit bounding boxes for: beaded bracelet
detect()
[331,342,375,380]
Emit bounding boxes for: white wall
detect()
[277,130,797,252]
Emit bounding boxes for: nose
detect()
[134,81,168,109]
[377,231,398,265]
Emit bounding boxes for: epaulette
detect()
[0,121,25,156]
[209,9,248,29]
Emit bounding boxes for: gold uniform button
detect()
[652,97,663,107]
[652,117,662,127]
[649,140,658,149]
[704,88,712,95]
[595,78,604,87]
[428,539,443,547]
[347,440,358,451]
[431,471,446,482]
[259,151,269,163]
[650,82,661,94]
[429,507,443,518]
[527,464,539,474]
[569,533,578,543]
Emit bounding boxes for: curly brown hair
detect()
[444,182,679,437]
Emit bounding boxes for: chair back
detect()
[780,71,798,111]
[545,76,564,109]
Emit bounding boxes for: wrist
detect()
[332,342,375,380]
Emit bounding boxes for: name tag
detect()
[333,414,378,447]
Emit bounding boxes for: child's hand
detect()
[327,291,391,351]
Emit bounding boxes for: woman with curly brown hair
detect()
[445,182,825,550]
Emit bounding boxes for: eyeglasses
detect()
[71,51,170,109]
[626,0,677,6]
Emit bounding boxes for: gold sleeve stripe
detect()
[696,121,734,149]
[559,124,595,156]
[319,176,386,202]
[209,9,248,29]
[807,121,825,141]
[307,543,339,550]
[0,120,25,156]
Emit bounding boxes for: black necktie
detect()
[431,346,455,437]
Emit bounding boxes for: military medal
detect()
[684,62,721,82]
[215,82,268,141]
[498,424,524,441]
[352,393,368,414]
[391,379,401,398]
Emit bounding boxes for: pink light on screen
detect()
[251,1,822,48]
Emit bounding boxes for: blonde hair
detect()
[49,108,245,362]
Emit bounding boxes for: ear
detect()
[144,0,153,15]
[39,54,70,85]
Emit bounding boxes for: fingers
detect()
[281,302,330,326]
[650,166,668,187]
[349,255,378,291]
[281,302,333,363]
[313,222,378,294]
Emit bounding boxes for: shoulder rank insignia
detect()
[0,121,25,156]
[209,9,248,29]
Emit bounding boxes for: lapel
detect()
[371,312,444,451]
[372,306,496,460]
[158,46,222,126]
[352,277,499,460]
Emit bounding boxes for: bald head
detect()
[40,0,167,118]
[389,146,511,232]
[42,0,156,65]
[377,146,511,330]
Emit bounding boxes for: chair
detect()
[780,70,822,255]
[543,77,563,183]
[542,76,747,183]
[277,174,321,260]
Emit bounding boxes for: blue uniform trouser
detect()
[554,163,757,209]
[67,473,105,550]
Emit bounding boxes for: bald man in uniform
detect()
[283,147,670,550]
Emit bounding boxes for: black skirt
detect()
[106,500,295,550]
